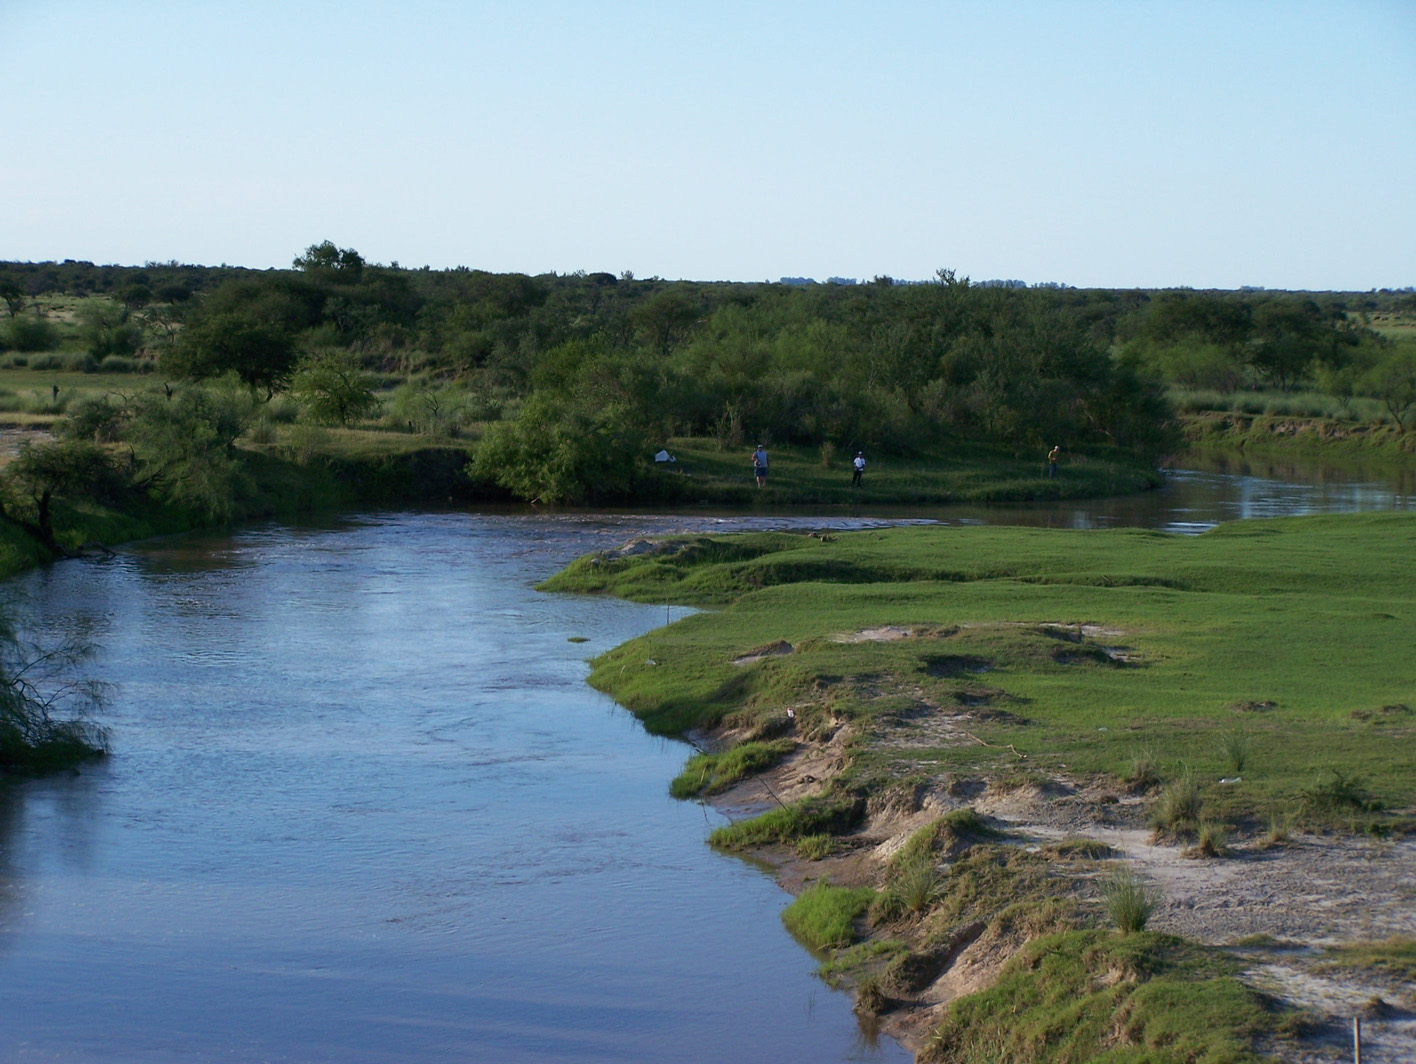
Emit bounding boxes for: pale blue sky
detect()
[3,1,1413,289]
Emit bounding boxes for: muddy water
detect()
[0,460,1412,1063]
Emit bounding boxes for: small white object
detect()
[654,450,676,463]
[1218,777,1242,785]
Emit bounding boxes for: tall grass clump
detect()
[1149,773,1203,837]
[1100,866,1157,934]
[1192,820,1230,858]
[873,857,945,922]
[1221,726,1249,775]
[1124,748,1160,791]
[781,882,876,950]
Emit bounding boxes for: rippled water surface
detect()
[0,461,1411,1062]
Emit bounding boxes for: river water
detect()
[0,459,1411,1064]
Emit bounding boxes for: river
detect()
[0,458,1411,1063]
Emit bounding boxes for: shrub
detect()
[290,350,380,426]
[1300,771,1382,818]
[1100,866,1157,934]
[4,315,59,353]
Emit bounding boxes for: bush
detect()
[0,623,109,775]
[290,350,380,426]
[4,315,59,353]
[1300,771,1382,818]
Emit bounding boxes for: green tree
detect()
[78,300,142,359]
[0,439,121,551]
[166,312,297,397]
[1363,345,1416,432]
[290,350,380,426]
[470,391,654,503]
[294,240,366,282]
[0,277,25,318]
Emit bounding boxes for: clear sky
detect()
[3,1,1414,289]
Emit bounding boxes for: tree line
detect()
[3,247,1415,504]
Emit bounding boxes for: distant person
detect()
[851,451,865,487]
[1048,445,1060,478]
[752,444,769,488]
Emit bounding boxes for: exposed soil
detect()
[708,731,1416,1063]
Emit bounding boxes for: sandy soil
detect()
[711,732,1416,1063]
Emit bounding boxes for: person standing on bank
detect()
[1047,444,1060,479]
[752,443,769,488]
[851,451,865,487]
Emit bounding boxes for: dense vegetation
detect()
[5,248,1407,506]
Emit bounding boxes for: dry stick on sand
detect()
[961,730,1027,759]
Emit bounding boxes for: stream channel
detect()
[0,456,1411,1063]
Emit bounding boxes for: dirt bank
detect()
[707,729,1416,1063]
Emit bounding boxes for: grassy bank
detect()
[643,438,1160,507]
[548,513,1415,822]
[544,513,1415,1061]
[1180,410,1416,461]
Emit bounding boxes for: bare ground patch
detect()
[705,724,1416,1061]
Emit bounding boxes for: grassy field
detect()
[545,513,1415,1061]
[546,513,1416,827]
[648,438,1160,507]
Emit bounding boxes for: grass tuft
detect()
[1099,866,1158,934]
[1221,725,1250,774]
[1190,820,1230,858]
[781,882,876,950]
[1149,773,1203,837]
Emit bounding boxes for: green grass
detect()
[922,930,1278,1064]
[669,738,795,798]
[707,795,865,851]
[781,882,877,950]
[551,513,1416,826]
[1181,410,1416,459]
[647,436,1161,507]
[1316,937,1416,982]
